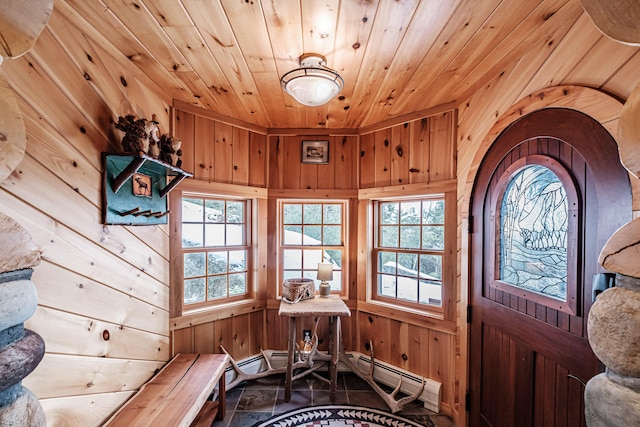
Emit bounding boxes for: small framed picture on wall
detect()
[132,172,152,197]
[301,140,329,164]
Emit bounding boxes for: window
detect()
[181,195,251,308]
[499,165,567,299]
[279,200,346,295]
[373,196,445,309]
[490,155,579,315]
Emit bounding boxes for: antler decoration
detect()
[219,346,284,391]
[221,318,330,391]
[220,324,425,414]
[338,339,425,413]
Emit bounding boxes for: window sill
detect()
[357,300,456,334]
[170,299,266,331]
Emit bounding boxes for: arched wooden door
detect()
[469,108,631,426]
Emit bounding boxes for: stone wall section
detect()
[0,213,45,426]
[586,218,640,426]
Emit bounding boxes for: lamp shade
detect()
[280,54,344,107]
[317,262,334,281]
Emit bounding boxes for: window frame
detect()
[170,181,265,318]
[277,199,349,298]
[181,196,251,309]
[373,196,446,312]
[362,183,456,321]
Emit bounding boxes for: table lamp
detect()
[317,262,333,297]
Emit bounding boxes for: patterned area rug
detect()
[251,405,432,427]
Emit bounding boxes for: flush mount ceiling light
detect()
[280,53,344,107]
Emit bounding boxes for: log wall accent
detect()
[0,0,52,60]
[0,76,27,183]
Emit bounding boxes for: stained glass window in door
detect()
[499,165,567,300]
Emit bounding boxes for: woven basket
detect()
[282,278,315,303]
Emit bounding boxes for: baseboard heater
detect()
[222,350,441,413]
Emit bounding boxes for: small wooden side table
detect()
[278,295,351,402]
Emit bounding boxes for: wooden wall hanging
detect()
[102,153,192,225]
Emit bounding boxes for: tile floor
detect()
[212,372,457,427]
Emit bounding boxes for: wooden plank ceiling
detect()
[55,0,607,129]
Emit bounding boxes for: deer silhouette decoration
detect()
[134,175,151,196]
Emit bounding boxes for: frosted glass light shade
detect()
[281,54,344,107]
[317,262,334,281]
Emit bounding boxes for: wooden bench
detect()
[104,353,230,427]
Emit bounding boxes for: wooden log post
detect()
[0,74,27,184]
[0,0,53,183]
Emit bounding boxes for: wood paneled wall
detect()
[1,7,174,426]
[173,100,268,188]
[172,311,264,356]
[357,312,456,411]
[267,134,358,190]
[359,110,456,188]
[263,132,360,354]
[354,109,458,414]
[169,104,459,416]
